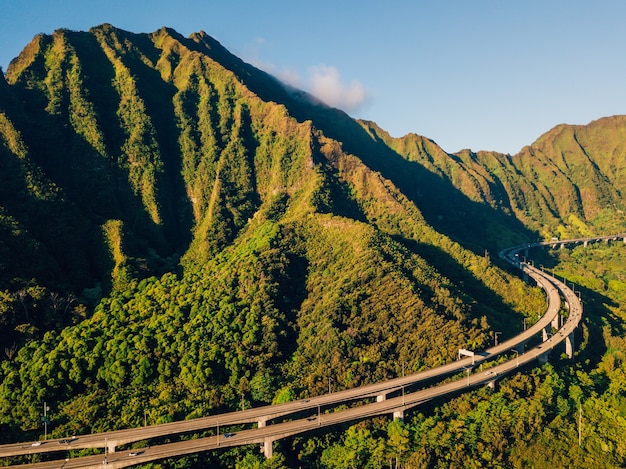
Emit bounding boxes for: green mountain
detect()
[0,24,625,467]
[363,115,626,239]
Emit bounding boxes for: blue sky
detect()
[1,1,626,154]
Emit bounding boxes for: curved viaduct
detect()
[2,235,619,468]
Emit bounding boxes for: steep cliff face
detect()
[4,24,623,296]
[0,25,319,289]
[0,26,487,292]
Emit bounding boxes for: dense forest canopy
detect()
[0,25,625,467]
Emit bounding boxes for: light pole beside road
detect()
[42,402,50,440]
[511,349,519,367]
[464,366,473,387]
[494,332,501,346]
[317,404,321,426]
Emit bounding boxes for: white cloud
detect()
[306,64,369,113]
[247,58,301,89]
[273,67,301,89]
[247,57,369,114]
[241,36,370,113]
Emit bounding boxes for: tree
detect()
[387,419,409,469]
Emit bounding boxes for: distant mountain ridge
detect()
[361,115,626,236]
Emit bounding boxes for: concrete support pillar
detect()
[542,327,549,342]
[376,394,386,402]
[258,418,267,428]
[566,332,575,359]
[263,437,274,459]
[393,410,404,420]
[487,380,496,390]
[583,240,588,247]
[551,314,560,331]
[107,442,116,453]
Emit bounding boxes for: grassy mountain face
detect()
[0,24,625,466]
[369,116,626,239]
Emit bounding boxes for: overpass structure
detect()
[1,235,615,467]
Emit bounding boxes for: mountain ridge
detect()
[0,24,623,321]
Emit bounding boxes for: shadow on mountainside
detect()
[289,107,537,254]
[570,284,618,374]
[73,29,195,254]
[1,31,190,292]
[395,237,527,336]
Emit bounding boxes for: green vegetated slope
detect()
[368,116,626,240]
[312,243,626,469]
[0,24,624,467]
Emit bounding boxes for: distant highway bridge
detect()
[2,235,621,468]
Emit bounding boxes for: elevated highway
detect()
[1,235,609,467]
